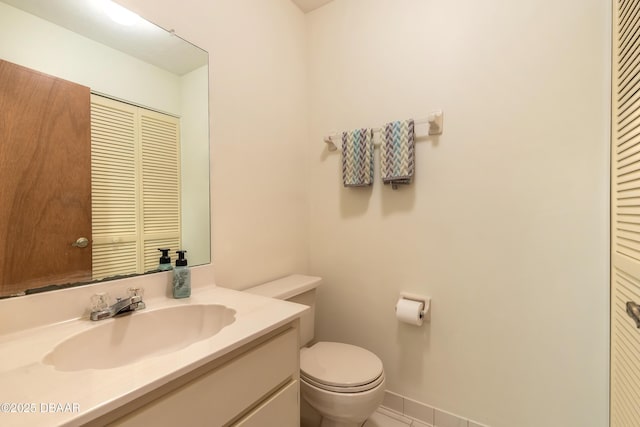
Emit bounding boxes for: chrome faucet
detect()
[90,288,146,321]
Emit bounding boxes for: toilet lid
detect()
[300,342,384,388]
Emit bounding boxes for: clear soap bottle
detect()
[172,250,191,298]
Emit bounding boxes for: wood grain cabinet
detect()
[0,59,92,296]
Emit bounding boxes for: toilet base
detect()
[301,374,385,427]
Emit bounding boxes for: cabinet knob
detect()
[72,237,89,248]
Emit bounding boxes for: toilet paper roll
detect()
[395,298,424,326]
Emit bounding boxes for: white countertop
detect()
[0,285,307,426]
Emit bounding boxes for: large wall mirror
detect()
[0,0,210,298]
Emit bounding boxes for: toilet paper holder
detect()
[396,292,431,321]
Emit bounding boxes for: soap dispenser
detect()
[157,248,173,271]
[172,250,191,298]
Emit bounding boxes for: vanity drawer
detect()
[110,326,298,426]
[232,379,299,427]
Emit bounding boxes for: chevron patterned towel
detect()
[342,128,374,187]
[381,119,415,187]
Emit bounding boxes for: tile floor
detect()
[363,407,432,427]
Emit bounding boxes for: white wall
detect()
[306,1,610,427]
[180,65,211,266]
[119,0,310,288]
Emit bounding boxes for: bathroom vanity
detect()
[98,325,300,426]
[0,280,307,427]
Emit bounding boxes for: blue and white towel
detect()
[342,128,374,187]
[380,119,415,187]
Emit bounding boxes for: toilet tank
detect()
[245,274,322,347]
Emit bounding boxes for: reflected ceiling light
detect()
[102,0,141,26]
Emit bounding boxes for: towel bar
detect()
[323,110,443,151]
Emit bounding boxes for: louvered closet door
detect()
[140,109,181,272]
[611,1,640,426]
[91,95,181,279]
[91,95,139,279]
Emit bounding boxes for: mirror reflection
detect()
[0,0,210,298]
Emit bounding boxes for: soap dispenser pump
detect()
[172,250,191,298]
[158,248,172,271]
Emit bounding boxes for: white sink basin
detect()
[43,304,236,371]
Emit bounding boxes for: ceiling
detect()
[291,0,334,13]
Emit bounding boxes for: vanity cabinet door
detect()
[0,59,92,296]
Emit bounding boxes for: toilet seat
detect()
[301,370,385,393]
[300,342,384,393]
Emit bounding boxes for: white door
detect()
[611,1,640,426]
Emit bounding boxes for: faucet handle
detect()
[91,293,110,311]
[128,287,144,299]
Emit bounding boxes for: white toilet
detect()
[246,275,385,427]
